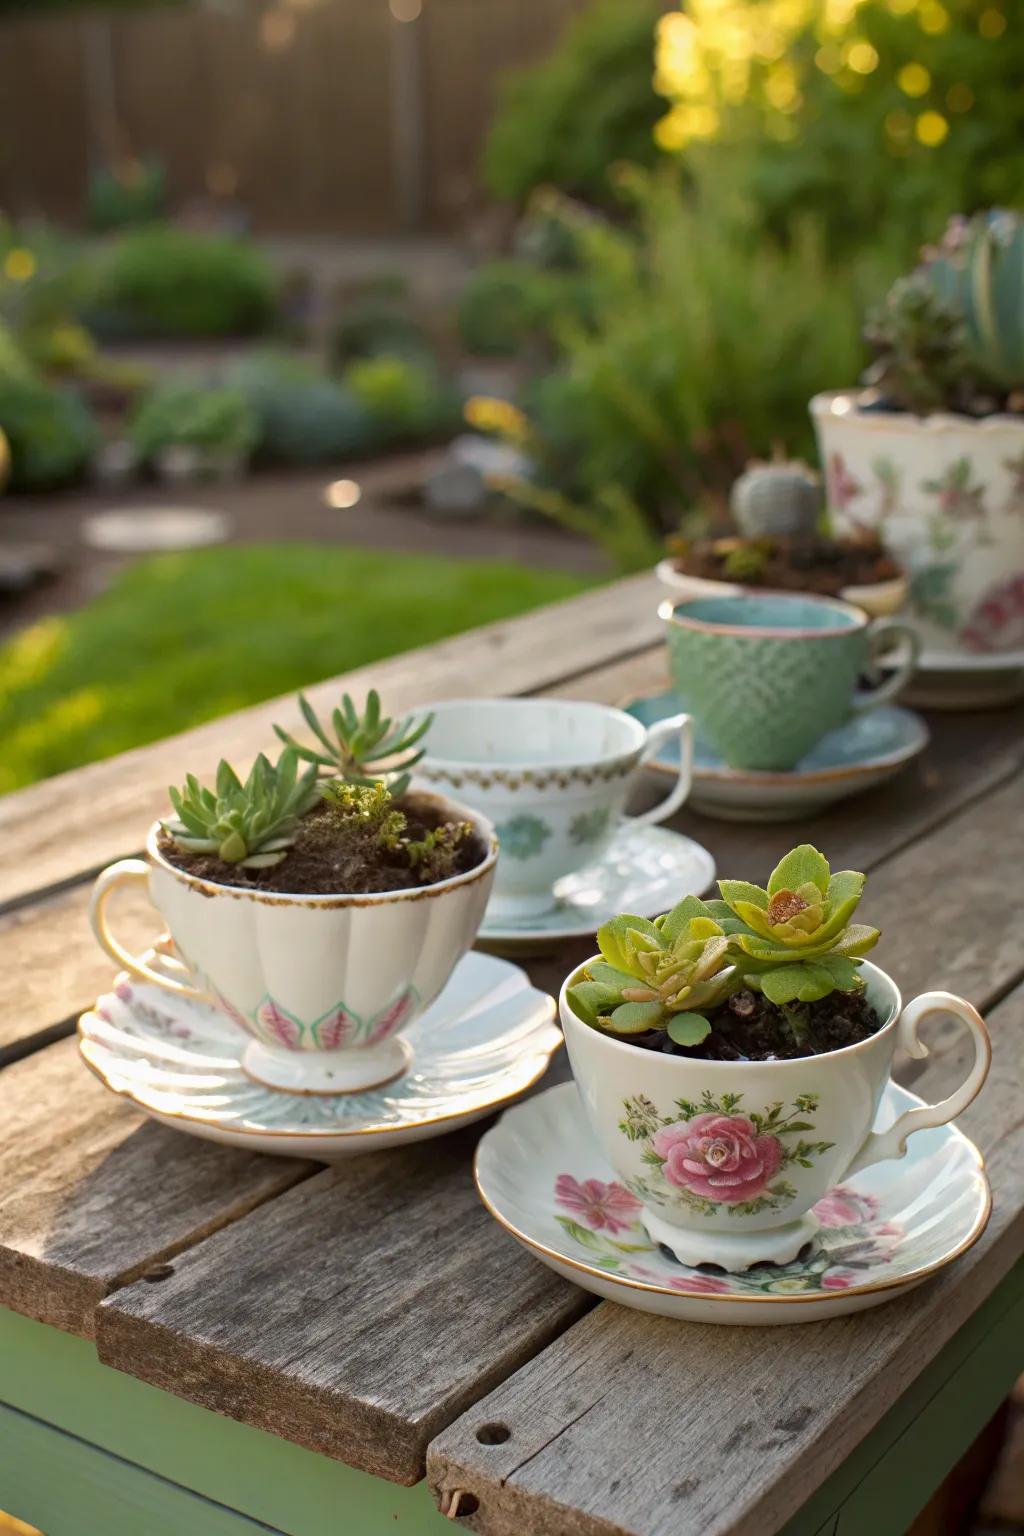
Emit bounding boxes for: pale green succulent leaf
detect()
[608,1000,665,1034]
[809,954,864,992]
[666,1012,712,1047]
[831,923,881,958]
[767,845,831,898]
[587,961,641,990]
[760,962,836,1005]
[657,894,714,944]
[718,879,770,911]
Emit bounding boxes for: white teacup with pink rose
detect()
[560,959,990,1272]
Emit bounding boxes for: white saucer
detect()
[477,825,716,953]
[624,692,929,822]
[475,1081,990,1324]
[79,951,561,1160]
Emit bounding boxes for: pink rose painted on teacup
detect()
[652,1113,783,1204]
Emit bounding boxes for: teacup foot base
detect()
[241,1036,411,1095]
[642,1208,821,1273]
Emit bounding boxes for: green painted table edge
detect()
[2,1264,1022,1536]
[779,1257,1024,1536]
[0,1307,451,1536]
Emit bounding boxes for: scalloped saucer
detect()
[475,1082,990,1325]
[79,950,561,1160]
[624,691,929,822]
[476,824,715,954]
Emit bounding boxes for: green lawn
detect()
[0,544,595,792]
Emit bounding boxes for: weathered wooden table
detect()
[1,572,1022,1536]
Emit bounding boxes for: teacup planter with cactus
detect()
[659,454,907,620]
[90,692,497,1093]
[560,844,990,1270]
[812,209,1024,663]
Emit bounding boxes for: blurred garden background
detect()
[0,0,1020,794]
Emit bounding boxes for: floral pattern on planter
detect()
[617,1090,834,1219]
[873,455,901,518]
[496,813,551,861]
[826,451,863,514]
[959,572,1024,653]
[552,1175,903,1295]
[922,457,987,524]
[1004,449,1024,503]
[908,562,960,632]
[568,806,611,847]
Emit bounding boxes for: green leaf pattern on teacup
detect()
[569,806,611,847]
[496,813,551,861]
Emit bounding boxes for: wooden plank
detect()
[0,1038,312,1337]
[0,880,154,1063]
[95,1128,590,1486]
[0,575,663,911]
[425,978,1024,1536]
[1,1307,452,1536]
[2,644,1020,1062]
[0,1403,283,1536]
[89,772,1024,1491]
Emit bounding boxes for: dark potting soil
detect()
[672,536,901,598]
[630,988,884,1062]
[158,792,487,896]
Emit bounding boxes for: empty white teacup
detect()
[418,698,693,919]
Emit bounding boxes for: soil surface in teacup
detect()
[159,792,488,896]
[631,988,883,1063]
[668,535,901,599]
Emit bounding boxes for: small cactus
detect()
[730,455,822,539]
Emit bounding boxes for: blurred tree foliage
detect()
[655,0,1022,255]
[483,0,668,208]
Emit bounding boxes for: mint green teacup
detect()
[661,593,919,771]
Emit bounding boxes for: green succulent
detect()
[707,844,879,1006]
[862,272,969,416]
[163,748,320,868]
[274,689,431,799]
[566,895,736,1046]
[922,210,1024,398]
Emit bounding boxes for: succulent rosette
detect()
[707,844,879,1006]
[566,895,736,1047]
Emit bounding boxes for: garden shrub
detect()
[88,158,166,231]
[225,352,377,465]
[483,0,667,208]
[0,375,98,491]
[457,260,570,357]
[92,226,277,338]
[327,276,432,369]
[130,377,258,461]
[343,354,460,446]
[506,171,878,541]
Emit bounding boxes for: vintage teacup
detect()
[661,593,919,771]
[560,959,990,1272]
[89,790,497,1095]
[417,698,694,919]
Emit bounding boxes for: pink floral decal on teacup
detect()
[551,1172,904,1297]
[313,1006,359,1051]
[255,998,304,1051]
[619,1090,834,1219]
[651,1114,782,1205]
[365,987,417,1045]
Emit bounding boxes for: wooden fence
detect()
[0,0,587,233]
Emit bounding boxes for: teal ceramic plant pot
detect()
[661,592,919,771]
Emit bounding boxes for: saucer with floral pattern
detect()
[79,950,560,1160]
[475,1082,989,1324]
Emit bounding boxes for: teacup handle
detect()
[844,991,991,1178]
[850,618,920,713]
[623,712,694,830]
[89,859,208,1000]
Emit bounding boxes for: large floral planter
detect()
[811,391,1024,661]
